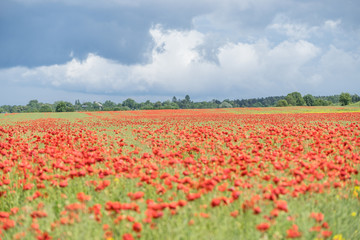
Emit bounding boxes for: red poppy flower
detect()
[286,224,301,238]
[132,222,142,233]
[256,222,270,232]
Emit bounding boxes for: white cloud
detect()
[268,15,346,41]
[324,19,341,30]
[318,46,360,85]
[268,14,320,40]
[269,22,317,40]
[3,0,359,103]
[307,74,323,87]
[218,42,259,74]
[267,40,320,66]
[0,25,329,98]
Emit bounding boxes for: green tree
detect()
[11,105,26,113]
[314,99,330,106]
[26,99,40,112]
[154,101,162,109]
[285,92,305,106]
[180,95,192,109]
[339,92,352,106]
[55,102,67,112]
[39,105,53,112]
[0,105,11,113]
[103,100,116,111]
[162,100,178,109]
[55,101,74,112]
[212,99,221,105]
[74,99,82,111]
[276,99,289,107]
[122,98,138,110]
[170,102,179,109]
[285,95,296,106]
[303,94,315,106]
[81,102,93,111]
[253,102,264,107]
[140,100,154,110]
[219,101,233,108]
[352,94,360,103]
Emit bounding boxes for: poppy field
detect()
[1,107,360,240]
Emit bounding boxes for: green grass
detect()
[349,101,360,107]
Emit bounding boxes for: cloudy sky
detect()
[1,0,359,105]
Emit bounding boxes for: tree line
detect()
[0,92,358,113]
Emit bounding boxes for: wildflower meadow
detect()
[0,107,360,240]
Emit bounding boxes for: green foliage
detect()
[1,105,11,113]
[123,98,138,109]
[340,92,352,106]
[252,102,264,107]
[161,100,179,109]
[10,105,26,113]
[276,99,289,107]
[352,94,360,103]
[26,99,40,112]
[55,101,75,112]
[303,94,315,106]
[233,96,283,107]
[39,105,53,112]
[350,101,360,106]
[1,92,359,112]
[103,100,116,109]
[285,95,296,106]
[178,95,193,109]
[81,102,93,111]
[314,99,331,106]
[285,92,305,106]
[55,102,67,112]
[219,101,233,108]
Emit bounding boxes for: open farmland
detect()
[1,107,360,240]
